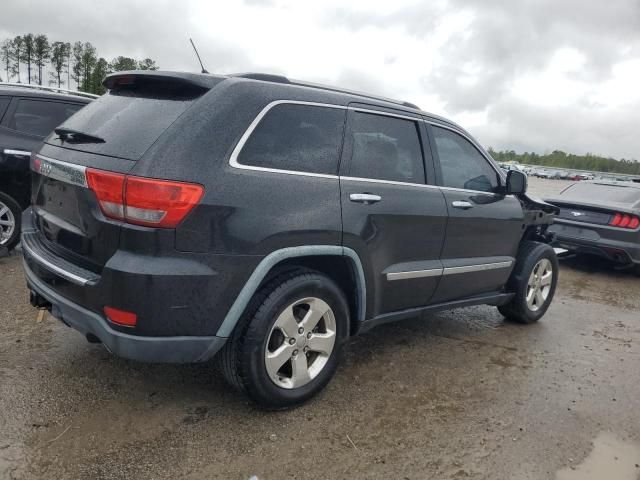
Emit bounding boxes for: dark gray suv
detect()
[23,71,559,408]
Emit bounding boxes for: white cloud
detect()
[1,0,639,158]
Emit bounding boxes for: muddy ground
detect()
[1,178,639,480]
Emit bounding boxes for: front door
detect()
[427,124,524,303]
[340,107,448,317]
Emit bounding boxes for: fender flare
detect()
[215,246,366,338]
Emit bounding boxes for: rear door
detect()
[340,107,447,317]
[427,123,523,303]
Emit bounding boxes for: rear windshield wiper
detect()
[54,128,105,144]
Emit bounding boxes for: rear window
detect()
[46,79,216,161]
[560,183,640,204]
[9,99,83,137]
[237,104,346,175]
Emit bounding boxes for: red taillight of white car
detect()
[609,213,640,230]
[85,168,204,228]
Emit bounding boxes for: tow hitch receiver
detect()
[29,290,52,310]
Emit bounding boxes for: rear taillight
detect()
[609,212,640,229]
[86,169,126,219]
[86,168,203,228]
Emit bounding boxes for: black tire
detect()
[499,241,559,324]
[0,191,21,251]
[633,264,640,277]
[218,268,350,410]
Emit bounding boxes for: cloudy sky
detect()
[2,0,639,159]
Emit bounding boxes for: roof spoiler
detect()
[103,70,224,90]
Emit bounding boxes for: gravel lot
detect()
[1,177,639,479]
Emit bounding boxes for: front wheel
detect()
[499,241,559,324]
[218,269,349,409]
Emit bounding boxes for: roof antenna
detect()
[189,38,209,74]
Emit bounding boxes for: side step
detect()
[358,291,514,334]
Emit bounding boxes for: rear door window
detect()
[432,126,499,192]
[8,99,83,138]
[237,103,346,175]
[346,111,426,184]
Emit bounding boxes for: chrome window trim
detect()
[439,185,499,196]
[340,175,438,190]
[228,99,345,180]
[349,106,423,122]
[442,261,513,276]
[227,100,506,197]
[35,154,87,187]
[3,149,31,157]
[386,268,443,281]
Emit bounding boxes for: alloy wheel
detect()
[0,201,15,246]
[265,297,336,389]
[526,258,553,312]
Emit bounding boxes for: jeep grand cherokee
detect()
[23,71,559,408]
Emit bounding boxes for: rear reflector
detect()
[609,212,640,230]
[85,168,203,228]
[104,306,137,327]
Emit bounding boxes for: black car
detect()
[23,71,559,408]
[547,180,640,275]
[0,84,95,250]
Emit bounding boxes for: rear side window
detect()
[8,99,82,137]
[347,112,425,184]
[238,104,346,175]
[0,97,10,121]
[432,126,499,192]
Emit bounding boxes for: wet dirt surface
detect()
[1,177,639,479]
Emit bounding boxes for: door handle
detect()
[452,200,474,210]
[350,193,382,204]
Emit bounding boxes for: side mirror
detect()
[506,170,527,195]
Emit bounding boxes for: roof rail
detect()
[231,73,291,84]
[229,72,420,111]
[0,82,99,99]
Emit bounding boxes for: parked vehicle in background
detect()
[23,71,560,408]
[547,181,640,275]
[536,169,553,179]
[0,83,95,250]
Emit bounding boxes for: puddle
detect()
[556,432,640,480]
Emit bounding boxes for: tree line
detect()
[488,148,640,175]
[0,34,159,95]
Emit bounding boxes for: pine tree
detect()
[49,41,69,87]
[10,36,23,82]
[22,34,35,83]
[33,34,50,85]
[1,40,12,82]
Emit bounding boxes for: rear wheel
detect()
[499,241,558,324]
[0,192,21,251]
[218,269,349,409]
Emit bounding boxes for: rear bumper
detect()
[20,208,261,338]
[549,221,640,264]
[24,260,227,363]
